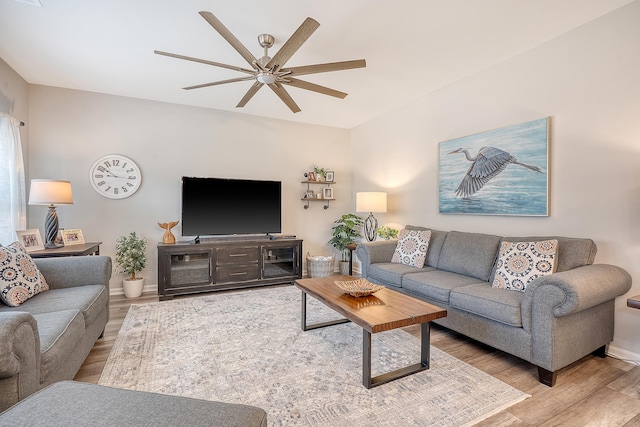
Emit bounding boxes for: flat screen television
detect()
[181,177,282,237]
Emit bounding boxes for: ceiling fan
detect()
[154,11,366,113]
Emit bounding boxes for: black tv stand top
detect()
[186,234,297,244]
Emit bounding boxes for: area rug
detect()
[99,286,529,426]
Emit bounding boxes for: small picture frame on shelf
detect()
[325,171,334,182]
[323,187,334,199]
[16,229,44,252]
[61,229,85,246]
[307,171,316,181]
[305,190,316,199]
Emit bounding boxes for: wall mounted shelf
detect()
[301,180,335,209]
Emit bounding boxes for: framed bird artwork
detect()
[439,117,549,216]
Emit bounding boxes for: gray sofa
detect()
[0,256,111,411]
[356,226,632,386]
[0,381,267,427]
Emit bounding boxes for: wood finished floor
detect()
[75,289,640,426]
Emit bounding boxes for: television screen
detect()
[182,177,282,236]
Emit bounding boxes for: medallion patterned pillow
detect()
[391,229,431,268]
[0,242,49,307]
[492,239,558,292]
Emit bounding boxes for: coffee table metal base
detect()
[301,291,431,389]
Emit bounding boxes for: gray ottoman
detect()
[0,381,267,427]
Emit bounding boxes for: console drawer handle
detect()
[229,272,248,276]
[229,253,248,257]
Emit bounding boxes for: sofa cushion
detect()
[493,236,596,276]
[492,240,558,292]
[0,242,49,307]
[450,283,524,327]
[391,229,430,268]
[0,285,108,326]
[368,263,430,288]
[405,226,448,268]
[437,231,502,281]
[402,270,484,304]
[32,309,85,383]
[0,381,268,427]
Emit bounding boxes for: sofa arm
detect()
[523,264,632,319]
[0,312,41,411]
[355,241,397,278]
[33,256,112,290]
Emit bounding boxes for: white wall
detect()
[26,86,351,293]
[351,2,640,359]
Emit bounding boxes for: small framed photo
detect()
[325,171,335,182]
[305,190,316,199]
[307,171,316,181]
[16,229,44,252]
[61,229,85,245]
[323,187,334,199]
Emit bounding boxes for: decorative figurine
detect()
[157,220,179,244]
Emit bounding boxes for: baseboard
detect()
[607,344,640,366]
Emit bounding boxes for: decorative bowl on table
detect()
[334,278,385,297]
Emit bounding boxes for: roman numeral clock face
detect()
[89,155,142,199]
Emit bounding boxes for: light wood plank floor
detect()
[75,290,640,426]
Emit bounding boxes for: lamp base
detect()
[364,213,378,242]
[44,206,60,248]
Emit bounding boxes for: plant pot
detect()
[123,277,144,298]
[339,261,350,275]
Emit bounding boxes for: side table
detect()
[627,295,640,309]
[29,242,102,258]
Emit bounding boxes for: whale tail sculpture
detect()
[158,220,179,244]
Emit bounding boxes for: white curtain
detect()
[0,113,26,245]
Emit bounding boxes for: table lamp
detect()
[356,192,387,242]
[28,179,73,248]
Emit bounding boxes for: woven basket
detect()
[306,254,335,278]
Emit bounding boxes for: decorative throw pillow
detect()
[0,242,49,307]
[391,229,431,268]
[492,240,558,292]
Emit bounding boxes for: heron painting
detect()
[439,118,549,216]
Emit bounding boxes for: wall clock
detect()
[89,154,142,199]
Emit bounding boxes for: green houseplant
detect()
[115,231,148,298]
[377,225,399,240]
[328,214,363,274]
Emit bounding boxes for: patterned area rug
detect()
[99,286,529,426]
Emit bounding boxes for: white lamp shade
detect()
[28,179,73,205]
[356,192,387,213]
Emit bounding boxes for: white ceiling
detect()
[0,0,634,129]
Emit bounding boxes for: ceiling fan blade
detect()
[154,50,255,75]
[236,81,264,107]
[183,76,256,90]
[199,11,258,68]
[268,83,301,113]
[284,59,366,77]
[281,78,347,99]
[266,17,320,71]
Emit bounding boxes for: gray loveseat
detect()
[0,256,111,411]
[356,226,632,386]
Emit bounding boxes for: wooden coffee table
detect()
[294,275,447,388]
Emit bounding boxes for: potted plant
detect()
[115,231,148,298]
[377,225,399,240]
[313,166,327,182]
[328,213,363,275]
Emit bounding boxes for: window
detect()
[0,114,26,245]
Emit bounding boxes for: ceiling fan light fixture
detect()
[257,73,276,84]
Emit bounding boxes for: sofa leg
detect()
[537,367,557,387]
[591,345,607,358]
